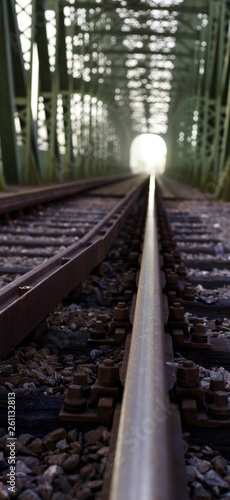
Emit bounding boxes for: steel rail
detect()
[0,174,134,215]
[109,175,176,500]
[0,176,149,358]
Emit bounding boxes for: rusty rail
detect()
[109,175,176,500]
[0,174,135,215]
[0,176,149,358]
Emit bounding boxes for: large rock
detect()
[212,455,228,476]
[43,429,67,450]
[34,484,53,500]
[44,465,64,477]
[18,491,42,500]
[62,454,80,471]
[27,439,44,455]
[0,482,10,499]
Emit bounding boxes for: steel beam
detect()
[0,1,21,184]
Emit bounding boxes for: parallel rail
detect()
[0,175,148,357]
[0,174,135,215]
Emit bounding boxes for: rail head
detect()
[109,175,176,500]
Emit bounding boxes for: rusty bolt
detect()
[173,249,181,262]
[209,379,225,392]
[177,360,199,388]
[97,314,106,324]
[209,391,230,419]
[193,317,204,325]
[109,281,119,294]
[194,323,206,334]
[177,265,187,277]
[91,320,106,339]
[64,384,87,412]
[163,253,174,264]
[161,240,172,251]
[98,359,119,387]
[124,271,136,285]
[183,285,195,301]
[114,302,129,320]
[128,251,138,263]
[73,372,90,393]
[169,302,185,320]
[192,323,208,343]
[166,272,178,284]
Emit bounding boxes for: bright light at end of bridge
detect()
[130,134,167,174]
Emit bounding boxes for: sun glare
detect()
[130,133,167,174]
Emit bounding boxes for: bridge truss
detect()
[0,0,229,197]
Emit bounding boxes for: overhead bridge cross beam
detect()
[60,0,209,14]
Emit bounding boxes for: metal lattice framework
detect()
[0,0,229,197]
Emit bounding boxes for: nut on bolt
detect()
[73,372,90,395]
[169,302,185,320]
[192,323,208,343]
[114,302,129,320]
[177,264,187,277]
[98,359,119,387]
[128,252,139,264]
[177,360,199,388]
[183,284,195,302]
[124,270,136,286]
[209,391,230,419]
[166,272,178,284]
[64,384,87,412]
[90,320,106,340]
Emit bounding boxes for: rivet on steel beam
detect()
[18,286,32,296]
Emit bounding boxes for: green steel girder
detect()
[0,0,21,185]
[0,0,229,197]
[60,1,209,14]
[71,27,198,39]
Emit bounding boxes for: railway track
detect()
[0,174,148,357]
[1,174,230,500]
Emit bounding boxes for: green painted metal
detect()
[0,0,21,185]
[165,0,230,198]
[0,0,229,197]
